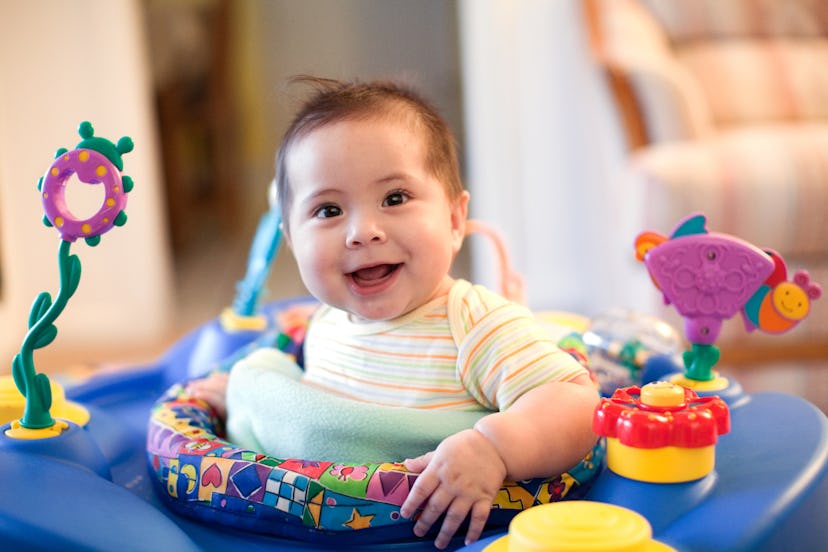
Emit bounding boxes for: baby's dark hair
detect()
[274,76,463,229]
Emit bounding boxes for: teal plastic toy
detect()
[11,121,133,431]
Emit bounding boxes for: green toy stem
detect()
[682,343,721,382]
[11,240,82,428]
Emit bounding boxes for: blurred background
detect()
[0,0,824,410]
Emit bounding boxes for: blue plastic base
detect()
[1,303,826,551]
[462,390,828,552]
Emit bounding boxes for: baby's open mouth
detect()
[349,263,401,286]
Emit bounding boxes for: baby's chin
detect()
[346,305,408,323]
[339,296,419,323]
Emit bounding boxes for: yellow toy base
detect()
[670,372,730,392]
[606,437,714,483]
[484,501,674,551]
[220,307,269,332]
[4,418,69,440]
[0,376,89,427]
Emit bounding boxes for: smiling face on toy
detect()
[284,117,468,321]
[772,281,811,321]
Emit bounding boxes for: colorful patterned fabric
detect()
[147,383,603,544]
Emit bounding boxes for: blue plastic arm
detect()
[231,209,283,317]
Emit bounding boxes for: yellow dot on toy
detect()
[51,167,59,177]
[106,198,115,207]
[54,217,64,228]
[96,165,107,177]
[113,186,120,193]
[103,217,110,224]
[641,381,685,408]
[81,223,91,234]
[63,154,70,161]
[78,150,90,162]
[42,192,48,199]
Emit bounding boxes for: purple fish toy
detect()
[635,213,782,384]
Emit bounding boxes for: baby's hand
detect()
[186,372,230,419]
[400,428,506,549]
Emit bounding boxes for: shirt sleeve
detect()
[451,283,587,411]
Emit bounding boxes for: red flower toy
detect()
[593,382,730,483]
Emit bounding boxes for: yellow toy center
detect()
[0,375,90,430]
[640,381,684,408]
[606,437,715,483]
[670,372,729,392]
[484,501,675,552]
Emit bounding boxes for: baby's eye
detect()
[383,191,409,207]
[313,204,342,219]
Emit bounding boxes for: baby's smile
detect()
[348,263,402,292]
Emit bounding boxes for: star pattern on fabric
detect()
[344,508,375,530]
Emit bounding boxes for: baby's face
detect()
[284,117,468,321]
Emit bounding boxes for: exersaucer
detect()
[0,125,826,551]
[464,214,828,551]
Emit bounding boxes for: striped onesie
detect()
[302,279,586,412]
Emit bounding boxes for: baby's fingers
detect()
[403,451,433,474]
[462,500,492,546]
[412,489,453,542]
[433,498,474,549]
[186,376,229,418]
[400,469,437,520]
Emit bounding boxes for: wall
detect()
[222,0,468,298]
[0,1,174,368]
[460,0,653,315]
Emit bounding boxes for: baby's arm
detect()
[186,372,230,419]
[400,373,598,548]
[473,373,599,480]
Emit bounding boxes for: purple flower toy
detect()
[39,121,133,245]
[8,122,134,435]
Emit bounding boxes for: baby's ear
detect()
[450,191,470,251]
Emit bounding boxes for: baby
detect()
[189,76,599,549]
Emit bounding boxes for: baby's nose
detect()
[345,215,386,247]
